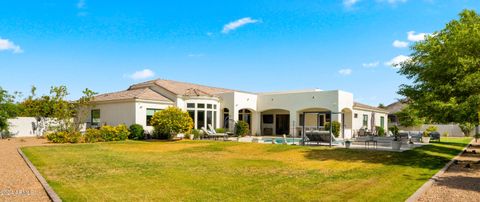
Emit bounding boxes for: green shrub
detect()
[423,125,437,137]
[129,124,145,140]
[99,124,129,141]
[325,121,341,138]
[459,123,475,136]
[191,129,201,139]
[46,131,81,143]
[150,107,193,140]
[215,128,226,133]
[376,126,385,136]
[442,132,449,137]
[84,128,103,143]
[235,121,250,137]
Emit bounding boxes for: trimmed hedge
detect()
[47,124,130,144]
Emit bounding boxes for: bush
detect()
[150,107,193,140]
[459,123,475,137]
[0,131,14,139]
[423,125,437,137]
[325,121,341,138]
[235,121,250,137]
[129,124,145,140]
[376,126,385,136]
[46,131,81,143]
[84,128,103,143]
[215,128,226,133]
[389,125,399,137]
[442,132,449,137]
[191,129,201,139]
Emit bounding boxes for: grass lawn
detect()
[22,137,471,201]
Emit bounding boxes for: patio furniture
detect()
[429,132,441,142]
[304,130,332,145]
[201,127,228,141]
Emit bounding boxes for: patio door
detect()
[275,115,290,135]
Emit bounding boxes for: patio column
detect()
[289,111,297,137]
[230,107,239,132]
[251,111,261,136]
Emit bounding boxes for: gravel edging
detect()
[17,148,62,202]
[406,139,474,202]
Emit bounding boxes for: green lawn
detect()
[22,137,471,201]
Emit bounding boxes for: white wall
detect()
[7,117,37,137]
[87,101,136,127]
[134,100,173,131]
[352,108,388,135]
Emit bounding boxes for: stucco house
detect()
[87,79,388,139]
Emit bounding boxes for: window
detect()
[363,115,368,127]
[223,108,229,129]
[263,115,274,124]
[197,110,205,129]
[354,113,358,118]
[187,102,219,129]
[207,111,213,128]
[91,109,100,126]
[146,109,162,126]
[380,116,385,129]
[188,110,195,128]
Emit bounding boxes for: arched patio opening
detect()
[238,108,253,131]
[260,109,290,136]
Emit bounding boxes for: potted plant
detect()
[389,125,402,150]
[345,139,351,149]
[422,126,437,143]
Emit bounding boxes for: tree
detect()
[395,106,424,127]
[397,9,480,141]
[150,107,193,139]
[18,85,96,135]
[0,87,19,137]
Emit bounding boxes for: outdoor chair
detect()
[201,127,227,141]
[429,132,441,142]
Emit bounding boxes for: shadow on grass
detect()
[303,142,466,170]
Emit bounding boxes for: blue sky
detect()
[0,0,478,106]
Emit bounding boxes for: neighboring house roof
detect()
[385,101,407,114]
[353,102,389,113]
[129,79,241,95]
[93,88,173,103]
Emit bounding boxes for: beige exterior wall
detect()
[87,101,136,126]
[135,100,173,132]
[352,108,388,135]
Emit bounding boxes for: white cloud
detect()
[392,40,408,48]
[343,0,360,7]
[222,17,259,34]
[338,68,352,76]
[128,69,155,80]
[0,37,23,53]
[407,31,429,42]
[77,0,86,9]
[362,61,380,68]
[385,55,410,68]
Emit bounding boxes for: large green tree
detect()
[398,10,480,139]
